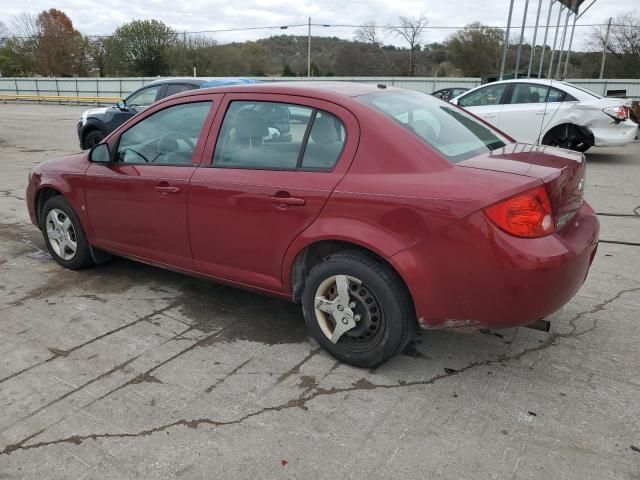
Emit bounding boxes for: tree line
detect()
[0,9,639,79]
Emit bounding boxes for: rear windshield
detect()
[561,82,602,99]
[356,90,509,163]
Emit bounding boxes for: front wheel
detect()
[302,251,415,368]
[83,130,106,150]
[41,196,94,270]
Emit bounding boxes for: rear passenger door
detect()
[497,83,550,144]
[188,94,359,292]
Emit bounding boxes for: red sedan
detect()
[26,82,599,367]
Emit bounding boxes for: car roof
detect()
[457,78,601,101]
[187,81,402,99]
[146,77,219,86]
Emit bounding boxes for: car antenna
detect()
[377,84,387,89]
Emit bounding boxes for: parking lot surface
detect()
[1,104,639,479]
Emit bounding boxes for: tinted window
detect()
[301,111,346,170]
[547,87,570,102]
[165,84,195,97]
[117,102,211,165]
[358,90,509,163]
[214,101,313,170]
[126,86,162,107]
[509,84,549,104]
[458,84,507,107]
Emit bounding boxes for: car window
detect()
[508,84,549,104]
[116,102,212,165]
[164,84,195,98]
[126,86,162,108]
[432,90,447,99]
[358,90,509,163]
[300,111,346,170]
[213,101,314,170]
[458,84,508,107]
[547,87,571,102]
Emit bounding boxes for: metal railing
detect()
[0,76,638,105]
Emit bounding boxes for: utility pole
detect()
[599,16,612,79]
[547,5,564,78]
[307,17,311,78]
[563,0,597,79]
[538,0,554,78]
[555,8,571,79]
[527,0,544,78]
[514,0,530,79]
[499,0,515,80]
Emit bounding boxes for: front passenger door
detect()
[455,83,509,128]
[85,98,218,269]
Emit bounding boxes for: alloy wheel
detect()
[45,208,78,261]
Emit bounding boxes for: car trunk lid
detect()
[459,143,586,230]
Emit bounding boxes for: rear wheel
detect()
[302,251,415,368]
[83,129,106,150]
[542,124,591,152]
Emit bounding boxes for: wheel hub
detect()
[314,275,383,345]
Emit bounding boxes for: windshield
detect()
[357,90,509,163]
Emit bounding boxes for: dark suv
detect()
[77,77,256,149]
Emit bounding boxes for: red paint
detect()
[26,82,599,330]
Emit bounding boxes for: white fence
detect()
[1,76,639,101]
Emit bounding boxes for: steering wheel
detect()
[157,132,195,155]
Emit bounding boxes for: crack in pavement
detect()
[2,286,639,456]
[0,301,182,385]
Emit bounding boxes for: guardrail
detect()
[0,94,122,105]
[0,76,638,100]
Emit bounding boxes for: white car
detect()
[451,79,638,152]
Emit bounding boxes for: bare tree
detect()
[11,12,39,39]
[355,21,382,46]
[593,12,640,57]
[590,12,640,77]
[0,21,9,42]
[388,14,429,76]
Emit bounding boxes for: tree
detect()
[447,22,504,77]
[388,14,428,76]
[0,21,8,43]
[35,9,83,76]
[110,20,176,76]
[591,12,640,77]
[355,20,395,73]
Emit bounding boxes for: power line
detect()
[3,21,636,40]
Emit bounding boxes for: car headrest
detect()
[310,115,339,144]
[530,91,540,103]
[235,109,268,139]
[515,86,531,103]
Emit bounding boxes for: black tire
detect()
[302,251,415,368]
[542,125,591,152]
[40,196,94,270]
[83,129,106,150]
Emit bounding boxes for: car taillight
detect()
[602,105,629,121]
[484,185,555,238]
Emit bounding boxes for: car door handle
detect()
[482,114,496,118]
[535,111,547,116]
[269,194,306,206]
[154,185,180,194]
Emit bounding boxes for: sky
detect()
[0,0,638,51]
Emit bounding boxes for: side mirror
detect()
[89,143,111,163]
[116,100,127,111]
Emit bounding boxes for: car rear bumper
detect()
[391,202,599,329]
[591,119,638,147]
